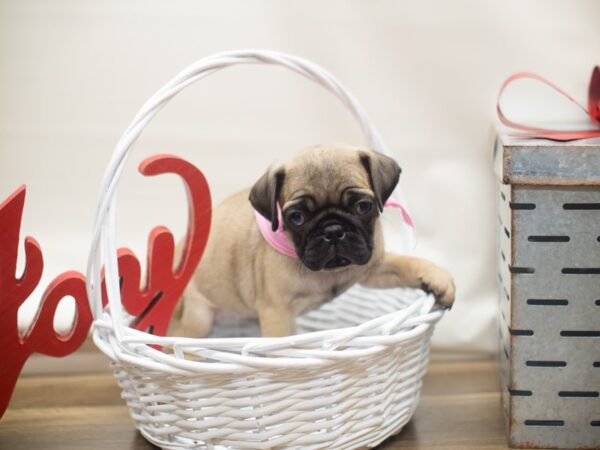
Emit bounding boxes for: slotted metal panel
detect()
[495,135,600,449]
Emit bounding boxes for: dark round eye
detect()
[287,211,305,226]
[355,200,373,215]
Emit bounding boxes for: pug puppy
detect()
[168,143,455,338]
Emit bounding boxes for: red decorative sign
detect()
[0,187,90,417]
[100,155,212,338]
[0,154,211,418]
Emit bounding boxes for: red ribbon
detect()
[497,66,600,141]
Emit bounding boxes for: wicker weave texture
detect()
[94,287,438,449]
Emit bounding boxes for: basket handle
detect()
[86,49,413,339]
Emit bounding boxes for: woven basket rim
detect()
[99,289,436,342]
[92,289,442,375]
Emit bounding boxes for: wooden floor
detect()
[1,358,510,450]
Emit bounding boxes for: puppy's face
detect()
[250,144,401,271]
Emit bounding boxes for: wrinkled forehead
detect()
[282,152,371,204]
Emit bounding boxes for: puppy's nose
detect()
[323,224,345,243]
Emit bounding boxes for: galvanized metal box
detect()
[495,134,600,449]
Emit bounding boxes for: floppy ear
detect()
[249,166,286,231]
[359,150,401,212]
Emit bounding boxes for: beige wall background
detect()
[1,0,599,352]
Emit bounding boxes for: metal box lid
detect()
[494,133,600,186]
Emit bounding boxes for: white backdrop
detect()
[2,0,599,352]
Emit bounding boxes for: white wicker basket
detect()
[87,50,445,450]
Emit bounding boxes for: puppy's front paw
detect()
[419,265,455,309]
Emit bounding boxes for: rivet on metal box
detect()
[494,134,600,449]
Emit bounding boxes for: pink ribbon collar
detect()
[254,198,414,258]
